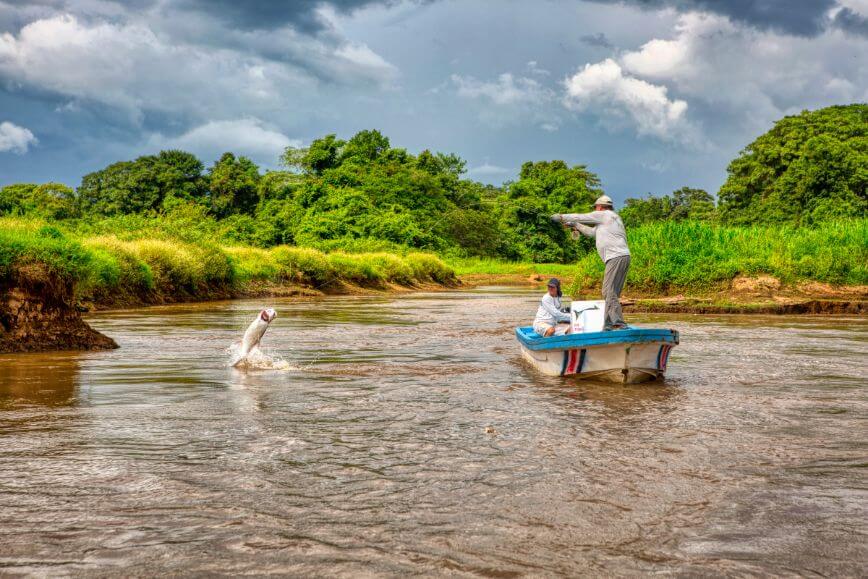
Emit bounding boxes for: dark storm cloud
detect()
[833,7,868,37]
[176,0,412,33]
[586,0,838,36]
[580,32,614,48]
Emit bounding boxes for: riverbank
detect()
[458,272,867,315]
[0,219,457,352]
[4,215,867,352]
[452,219,868,315]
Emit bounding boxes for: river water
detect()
[1,288,866,576]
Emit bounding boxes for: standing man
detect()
[551,195,630,331]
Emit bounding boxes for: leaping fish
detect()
[233,308,277,367]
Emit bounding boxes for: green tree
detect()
[77,150,204,215]
[620,187,715,226]
[153,150,206,201]
[620,194,672,227]
[282,134,345,175]
[339,129,390,165]
[670,187,715,221]
[718,104,867,225]
[0,182,80,220]
[207,152,261,218]
[500,160,604,262]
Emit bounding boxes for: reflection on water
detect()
[0,352,79,408]
[0,288,865,576]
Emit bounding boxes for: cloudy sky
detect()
[0,0,866,202]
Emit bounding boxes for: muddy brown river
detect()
[1,288,866,576]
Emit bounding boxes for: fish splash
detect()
[227,343,296,371]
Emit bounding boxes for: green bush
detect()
[327,252,385,285]
[405,252,455,284]
[0,218,94,282]
[366,252,415,285]
[82,236,155,297]
[224,246,278,282]
[270,246,335,285]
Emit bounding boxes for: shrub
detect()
[0,218,94,283]
[404,252,455,284]
[270,246,335,286]
[82,236,155,298]
[123,239,203,293]
[327,252,385,285]
[366,252,415,285]
[224,246,278,282]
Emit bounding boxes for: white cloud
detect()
[621,13,730,80]
[836,0,868,15]
[0,121,36,154]
[563,58,692,142]
[335,43,397,77]
[452,72,553,106]
[563,9,868,145]
[0,13,397,125]
[147,118,299,166]
[618,12,868,128]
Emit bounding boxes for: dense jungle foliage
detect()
[1,104,865,290]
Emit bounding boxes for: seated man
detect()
[533,278,571,337]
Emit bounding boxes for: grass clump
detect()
[81,236,155,299]
[223,246,278,283]
[0,219,98,284]
[123,239,204,293]
[405,252,455,284]
[366,252,415,285]
[0,217,455,305]
[270,246,335,285]
[326,252,384,286]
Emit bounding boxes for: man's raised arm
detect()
[555,211,606,226]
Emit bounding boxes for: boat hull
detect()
[515,326,678,383]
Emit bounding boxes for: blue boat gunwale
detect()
[515,326,679,351]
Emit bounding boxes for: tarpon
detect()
[233,308,277,367]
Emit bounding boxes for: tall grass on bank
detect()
[0,220,98,285]
[447,259,577,278]
[0,217,456,305]
[574,220,868,292]
[450,219,867,293]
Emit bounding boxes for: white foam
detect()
[228,343,297,371]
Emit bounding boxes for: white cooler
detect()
[571,300,605,333]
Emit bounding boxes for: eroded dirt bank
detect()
[1,264,117,353]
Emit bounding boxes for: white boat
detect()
[516,300,679,383]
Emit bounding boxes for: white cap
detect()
[594,195,613,207]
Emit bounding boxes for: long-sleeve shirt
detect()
[534,294,570,326]
[560,210,630,263]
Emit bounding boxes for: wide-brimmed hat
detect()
[547,278,562,297]
[594,194,613,207]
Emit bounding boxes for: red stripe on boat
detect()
[659,345,672,371]
[566,349,579,374]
